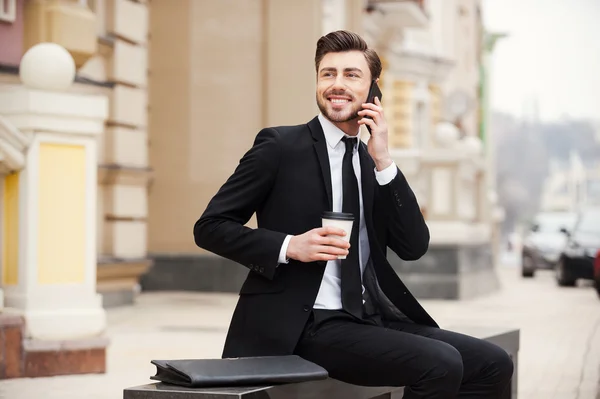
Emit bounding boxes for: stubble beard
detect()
[316,93,362,124]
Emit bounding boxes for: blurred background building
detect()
[0,0,509,377]
[540,151,600,212]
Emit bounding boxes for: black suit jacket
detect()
[193,117,438,358]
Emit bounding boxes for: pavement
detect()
[1,262,599,399]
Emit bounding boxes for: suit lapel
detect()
[359,142,375,234]
[308,117,333,210]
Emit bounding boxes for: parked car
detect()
[521,211,577,277]
[594,249,600,298]
[555,207,600,287]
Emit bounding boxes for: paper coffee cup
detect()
[321,211,354,259]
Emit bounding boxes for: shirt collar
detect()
[318,113,361,150]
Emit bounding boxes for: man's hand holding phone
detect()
[358,82,392,171]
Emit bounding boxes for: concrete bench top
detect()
[124,378,401,399]
[446,325,520,351]
[123,325,519,399]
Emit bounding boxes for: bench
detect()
[124,326,519,399]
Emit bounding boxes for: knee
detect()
[482,344,514,387]
[493,349,514,384]
[430,343,464,386]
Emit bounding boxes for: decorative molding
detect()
[0,87,109,136]
[0,63,115,88]
[368,0,428,29]
[98,164,153,186]
[96,257,152,283]
[0,116,31,172]
[388,49,454,84]
[105,215,147,222]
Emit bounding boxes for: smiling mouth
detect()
[328,97,351,105]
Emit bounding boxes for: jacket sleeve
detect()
[193,128,287,280]
[378,167,430,260]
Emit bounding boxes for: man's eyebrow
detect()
[319,67,364,74]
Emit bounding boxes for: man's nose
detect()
[332,75,346,90]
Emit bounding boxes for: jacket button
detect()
[259,267,264,273]
[303,306,310,312]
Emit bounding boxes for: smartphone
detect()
[364,80,382,133]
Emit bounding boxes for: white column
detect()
[0,43,107,340]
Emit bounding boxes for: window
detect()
[0,0,16,23]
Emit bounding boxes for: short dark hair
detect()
[315,30,382,80]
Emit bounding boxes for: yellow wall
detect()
[38,143,87,285]
[148,0,323,254]
[2,173,20,285]
[429,84,442,146]
[390,80,414,148]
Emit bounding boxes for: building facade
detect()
[0,0,500,307]
[541,152,600,212]
[361,0,502,299]
[0,0,501,378]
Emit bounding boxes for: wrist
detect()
[374,156,393,171]
[286,236,297,260]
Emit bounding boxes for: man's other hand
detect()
[286,227,350,263]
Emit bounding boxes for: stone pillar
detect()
[0,43,108,377]
[97,0,151,308]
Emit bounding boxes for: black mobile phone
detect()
[366,79,383,104]
[364,80,382,133]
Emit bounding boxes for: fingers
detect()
[312,245,349,261]
[319,235,350,249]
[359,98,385,131]
[312,229,350,248]
[357,117,376,130]
[358,107,381,125]
[318,226,347,237]
[357,108,379,119]
[361,97,383,113]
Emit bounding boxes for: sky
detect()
[481,0,600,122]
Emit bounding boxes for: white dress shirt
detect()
[278,114,397,310]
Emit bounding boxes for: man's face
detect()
[316,51,372,124]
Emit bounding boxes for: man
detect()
[194,30,513,398]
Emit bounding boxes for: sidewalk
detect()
[1,266,599,399]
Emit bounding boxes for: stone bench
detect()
[124,326,519,399]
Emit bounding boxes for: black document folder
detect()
[150,355,329,388]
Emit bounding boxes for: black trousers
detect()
[294,309,514,399]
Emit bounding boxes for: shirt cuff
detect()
[278,235,293,265]
[374,162,398,186]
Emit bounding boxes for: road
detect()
[1,263,599,399]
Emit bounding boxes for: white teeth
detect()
[331,99,349,104]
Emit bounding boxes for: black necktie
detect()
[340,137,363,319]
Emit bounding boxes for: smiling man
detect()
[194,30,513,398]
